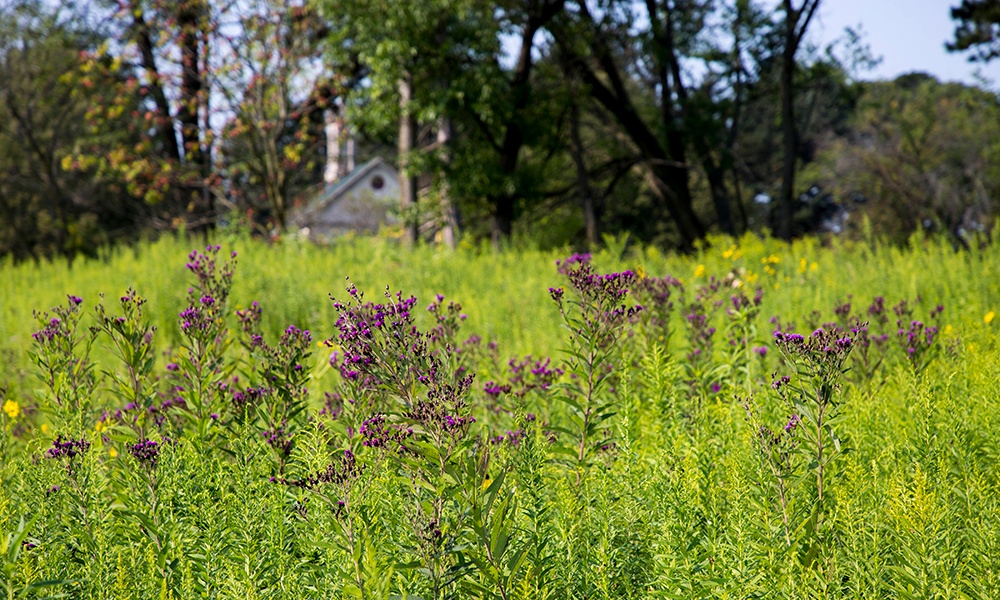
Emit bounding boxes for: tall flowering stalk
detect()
[633,274,684,350]
[169,245,238,437]
[276,447,376,597]
[839,296,891,385]
[329,281,425,406]
[680,277,725,401]
[893,300,943,374]
[549,254,641,476]
[724,287,764,395]
[328,282,488,599]
[235,299,314,474]
[29,295,98,430]
[741,399,801,546]
[94,289,158,440]
[772,326,859,566]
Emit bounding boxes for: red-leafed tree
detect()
[67,0,336,233]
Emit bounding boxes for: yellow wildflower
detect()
[635,265,647,280]
[722,246,742,260]
[986,310,996,325]
[798,258,807,274]
[41,423,50,434]
[109,447,118,458]
[694,264,706,278]
[943,325,953,336]
[810,262,819,271]
[3,399,19,419]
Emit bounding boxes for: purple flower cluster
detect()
[178,246,236,343]
[277,449,361,491]
[729,287,764,314]
[784,414,801,433]
[896,318,940,369]
[185,245,236,303]
[426,294,468,348]
[633,275,684,338]
[868,296,888,326]
[31,295,84,345]
[232,386,271,412]
[485,355,564,405]
[483,381,512,399]
[359,413,412,450]
[330,284,420,385]
[555,253,592,274]
[127,439,161,469]
[281,325,312,351]
[771,374,791,390]
[262,425,293,458]
[179,303,213,335]
[46,435,91,460]
[441,413,475,431]
[774,328,855,359]
[549,255,643,356]
[32,317,65,344]
[408,395,477,436]
[685,309,717,363]
[490,428,527,446]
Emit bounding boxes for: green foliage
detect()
[1,232,1000,597]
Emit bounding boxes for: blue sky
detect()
[811,0,1000,85]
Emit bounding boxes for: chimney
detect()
[324,109,341,184]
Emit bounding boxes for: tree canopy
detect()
[1,0,998,259]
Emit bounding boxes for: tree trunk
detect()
[398,73,419,244]
[552,3,705,251]
[437,117,459,249]
[177,0,211,230]
[778,0,821,240]
[570,104,598,248]
[778,21,797,240]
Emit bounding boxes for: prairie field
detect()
[1,232,1000,598]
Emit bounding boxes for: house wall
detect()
[307,165,400,237]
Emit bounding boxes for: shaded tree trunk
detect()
[552,1,706,250]
[398,72,419,244]
[437,116,459,248]
[777,0,821,240]
[659,3,734,235]
[177,0,212,230]
[570,103,598,248]
[488,0,564,244]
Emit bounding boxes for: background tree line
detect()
[2,0,1000,261]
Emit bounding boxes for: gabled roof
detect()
[320,157,394,204]
[295,157,397,221]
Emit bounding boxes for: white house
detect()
[290,157,400,239]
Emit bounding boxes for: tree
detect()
[549,0,709,250]
[0,0,146,260]
[809,74,1000,244]
[948,0,1000,62]
[317,0,566,245]
[776,0,820,239]
[65,0,337,235]
[216,0,338,232]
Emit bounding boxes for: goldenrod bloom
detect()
[985,310,995,325]
[3,399,19,419]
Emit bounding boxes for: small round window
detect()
[371,175,385,190]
